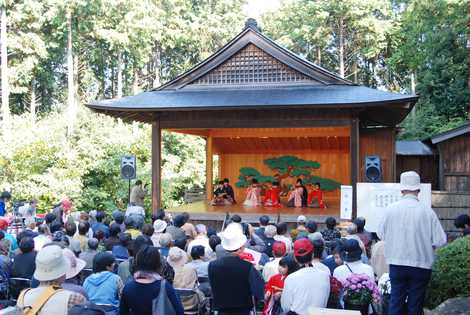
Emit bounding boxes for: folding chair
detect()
[174,288,208,315]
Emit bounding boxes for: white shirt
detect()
[187,235,213,260]
[333,261,375,284]
[377,194,447,269]
[262,257,281,281]
[33,234,52,252]
[311,261,331,275]
[281,266,330,315]
[125,205,145,217]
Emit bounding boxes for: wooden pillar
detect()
[152,120,162,214]
[350,119,360,219]
[206,135,213,201]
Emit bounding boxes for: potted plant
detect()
[343,274,381,315]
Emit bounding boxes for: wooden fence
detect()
[432,191,470,232]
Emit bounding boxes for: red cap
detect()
[294,238,314,257]
[272,241,287,256]
[0,219,9,230]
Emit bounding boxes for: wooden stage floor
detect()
[167,200,340,224]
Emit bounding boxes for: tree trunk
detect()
[338,17,345,78]
[410,71,417,118]
[152,45,161,88]
[316,47,321,66]
[1,4,10,139]
[66,9,76,136]
[353,60,358,83]
[132,68,140,95]
[117,50,123,98]
[30,78,36,124]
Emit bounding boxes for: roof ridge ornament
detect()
[245,18,260,32]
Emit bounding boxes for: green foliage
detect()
[426,236,470,309]
[235,156,341,191]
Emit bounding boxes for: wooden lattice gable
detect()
[157,22,352,90]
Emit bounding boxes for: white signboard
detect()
[340,185,353,220]
[357,182,432,232]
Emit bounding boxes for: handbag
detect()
[152,280,177,315]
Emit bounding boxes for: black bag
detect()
[68,303,107,315]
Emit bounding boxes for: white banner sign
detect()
[357,182,432,232]
[340,185,353,220]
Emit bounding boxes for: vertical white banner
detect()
[340,185,353,220]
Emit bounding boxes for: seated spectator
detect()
[62,248,88,298]
[84,252,123,314]
[208,223,264,315]
[141,223,154,238]
[151,219,167,247]
[209,235,224,260]
[333,239,374,285]
[181,212,197,240]
[262,241,287,281]
[263,225,277,257]
[281,239,331,314]
[167,246,205,312]
[12,237,36,279]
[119,246,184,315]
[322,240,344,275]
[166,215,187,244]
[371,239,388,279]
[23,217,39,237]
[158,233,173,258]
[112,210,126,232]
[321,217,342,252]
[91,211,110,238]
[274,222,293,253]
[79,212,95,239]
[0,218,18,253]
[112,233,131,260]
[0,238,11,276]
[255,215,270,241]
[34,224,52,252]
[187,224,213,259]
[186,245,209,278]
[354,217,372,256]
[290,215,308,240]
[16,245,86,314]
[95,230,107,252]
[264,255,299,315]
[104,223,121,251]
[79,238,99,269]
[74,221,90,253]
[455,214,470,237]
[344,223,368,263]
[311,239,330,275]
[65,222,81,255]
[124,216,141,239]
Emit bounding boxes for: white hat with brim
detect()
[167,247,188,268]
[63,248,86,280]
[297,215,307,223]
[153,219,168,233]
[220,223,247,252]
[400,171,421,191]
[34,245,68,282]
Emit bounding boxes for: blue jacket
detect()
[84,271,120,310]
[0,201,5,216]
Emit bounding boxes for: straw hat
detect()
[63,248,86,280]
[400,171,421,191]
[153,219,168,233]
[167,247,188,268]
[220,223,247,252]
[34,245,68,282]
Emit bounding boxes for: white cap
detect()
[297,215,307,223]
[400,171,421,191]
[220,223,247,251]
[153,219,168,233]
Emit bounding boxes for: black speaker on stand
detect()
[121,155,137,204]
[365,155,382,182]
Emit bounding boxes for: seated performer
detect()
[243,179,262,207]
[264,181,281,207]
[287,179,305,208]
[211,181,233,206]
[308,182,325,208]
[223,178,236,203]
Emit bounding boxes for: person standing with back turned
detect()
[377,171,446,315]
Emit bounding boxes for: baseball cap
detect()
[293,238,314,257]
[272,241,287,256]
[297,215,307,223]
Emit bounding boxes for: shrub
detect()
[425,235,470,309]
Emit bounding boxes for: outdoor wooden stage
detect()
[167,200,340,225]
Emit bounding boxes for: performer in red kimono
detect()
[263,181,281,207]
[308,182,325,208]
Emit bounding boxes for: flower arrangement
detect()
[343,274,381,305]
[327,276,344,309]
